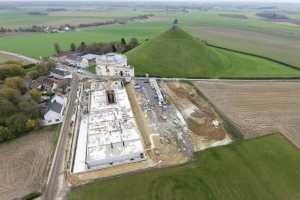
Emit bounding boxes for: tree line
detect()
[54,37,140,55]
[0,61,55,80]
[0,14,153,34]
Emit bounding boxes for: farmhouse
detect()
[96,53,134,81]
[73,80,145,173]
[42,94,66,126]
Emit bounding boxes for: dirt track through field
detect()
[0,128,54,200]
[194,80,300,148]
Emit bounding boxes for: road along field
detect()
[160,81,232,152]
[193,80,300,148]
[0,51,31,64]
[70,134,300,200]
[0,127,55,200]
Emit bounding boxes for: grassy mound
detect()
[70,134,300,200]
[127,27,300,78]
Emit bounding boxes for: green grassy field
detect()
[70,134,300,200]
[186,25,300,69]
[0,21,168,58]
[0,8,151,28]
[128,27,300,78]
[180,11,300,39]
[0,10,299,69]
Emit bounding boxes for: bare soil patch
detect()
[0,127,55,200]
[194,80,300,148]
[161,81,231,152]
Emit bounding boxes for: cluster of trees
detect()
[78,14,153,28]
[27,11,48,16]
[0,25,45,33]
[0,24,75,33]
[256,12,289,20]
[0,77,41,142]
[0,60,55,80]
[46,8,67,12]
[0,62,25,80]
[26,61,56,80]
[0,61,55,142]
[54,37,139,55]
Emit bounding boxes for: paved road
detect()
[0,50,39,63]
[134,77,300,82]
[43,74,79,200]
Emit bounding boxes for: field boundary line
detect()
[206,42,300,71]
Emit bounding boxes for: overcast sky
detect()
[0,0,299,2]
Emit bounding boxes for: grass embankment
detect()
[70,134,300,200]
[127,27,300,78]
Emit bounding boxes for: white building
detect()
[96,53,134,81]
[73,80,145,173]
[79,58,89,68]
[42,94,66,126]
[64,57,89,69]
[81,54,101,62]
[49,68,72,79]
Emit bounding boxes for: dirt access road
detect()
[0,50,39,64]
[194,80,300,148]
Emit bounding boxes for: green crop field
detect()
[128,27,300,78]
[70,134,300,200]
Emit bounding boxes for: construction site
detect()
[66,54,232,185]
[73,80,146,173]
[67,80,232,185]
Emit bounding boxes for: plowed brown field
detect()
[194,80,300,148]
[0,128,55,200]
